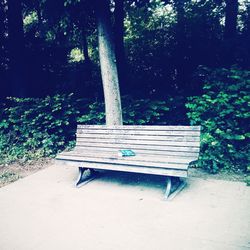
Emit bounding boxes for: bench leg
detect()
[164,177,186,201]
[75,167,98,188]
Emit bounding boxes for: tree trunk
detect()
[0,0,7,98]
[174,0,188,93]
[224,0,238,40]
[82,29,92,83]
[223,0,238,66]
[114,0,127,94]
[82,30,90,63]
[0,0,6,63]
[95,0,123,125]
[7,0,27,97]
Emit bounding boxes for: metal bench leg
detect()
[75,167,98,188]
[164,177,186,201]
[164,177,172,199]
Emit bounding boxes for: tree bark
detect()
[174,0,188,93]
[223,0,238,66]
[7,0,27,97]
[224,0,238,40]
[0,0,7,98]
[95,0,123,125]
[0,0,6,63]
[82,30,90,63]
[82,29,92,83]
[114,0,127,93]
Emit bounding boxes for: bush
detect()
[246,175,250,186]
[1,95,182,164]
[186,67,250,173]
[78,96,172,125]
[77,96,188,125]
[0,94,81,164]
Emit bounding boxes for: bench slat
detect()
[58,150,193,164]
[76,138,200,147]
[75,142,200,152]
[77,125,200,131]
[76,134,200,142]
[56,154,189,170]
[69,146,199,159]
[57,159,188,178]
[76,129,200,137]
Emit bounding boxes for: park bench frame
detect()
[56,125,201,200]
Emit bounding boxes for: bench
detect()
[56,125,201,200]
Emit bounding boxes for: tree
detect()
[0,0,6,62]
[223,0,239,65]
[95,0,123,125]
[0,0,8,99]
[7,0,27,97]
[0,0,249,101]
[224,0,238,40]
[114,0,127,93]
[174,0,188,93]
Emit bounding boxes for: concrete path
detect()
[0,164,249,250]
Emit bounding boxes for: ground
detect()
[0,158,247,188]
[0,163,249,250]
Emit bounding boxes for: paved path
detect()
[0,164,249,250]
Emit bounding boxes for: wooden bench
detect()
[56,125,201,200]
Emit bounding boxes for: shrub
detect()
[1,95,180,164]
[186,67,250,173]
[77,96,188,125]
[246,175,250,186]
[78,96,171,125]
[0,94,81,164]
[246,166,250,186]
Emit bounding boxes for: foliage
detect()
[2,0,250,99]
[0,94,80,165]
[124,0,229,97]
[0,95,184,164]
[77,96,187,125]
[69,48,84,62]
[23,11,38,29]
[186,67,250,173]
[124,0,177,96]
[122,97,169,125]
[246,166,250,186]
[246,175,250,186]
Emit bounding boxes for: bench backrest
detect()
[76,125,201,160]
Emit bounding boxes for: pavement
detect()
[0,163,249,250]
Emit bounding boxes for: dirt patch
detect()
[0,159,246,188]
[189,168,246,182]
[0,158,52,188]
